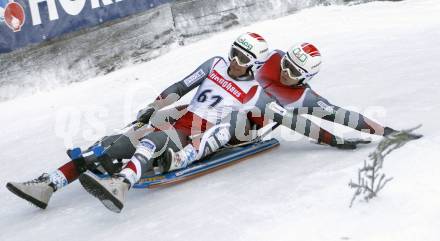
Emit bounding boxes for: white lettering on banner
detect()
[90,0,114,9]
[28,0,127,26]
[29,0,59,25]
[59,0,86,16]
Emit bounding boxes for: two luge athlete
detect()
[7,32,405,213]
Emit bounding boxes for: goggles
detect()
[281,54,305,80]
[280,54,317,85]
[229,44,255,67]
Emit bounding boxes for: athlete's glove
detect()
[334,138,372,150]
[383,126,397,136]
[136,106,156,124]
[383,126,423,140]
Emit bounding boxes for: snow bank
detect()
[0,0,439,241]
[1,0,369,102]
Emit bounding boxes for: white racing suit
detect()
[123,56,351,181]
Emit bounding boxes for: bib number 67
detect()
[197,89,223,107]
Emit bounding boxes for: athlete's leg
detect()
[120,129,189,184]
[167,111,253,168]
[78,128,189,213]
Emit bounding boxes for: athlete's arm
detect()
[148,57,221,110]
[136,57,220,123]
[251,92,360,149]
[297,88,393,136]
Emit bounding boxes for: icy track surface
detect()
[1,0,440,240]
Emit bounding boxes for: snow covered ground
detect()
[1,0,440,240]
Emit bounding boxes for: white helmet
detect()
[229,32,269,68]
[281,42,322,85]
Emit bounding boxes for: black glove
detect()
[334,138,372,150]
[383,126,397,136]
[384,126,423,140]
[136,106,155,124]
[405,132,423,140]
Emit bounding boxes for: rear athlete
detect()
[255,42,398,139]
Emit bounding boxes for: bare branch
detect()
[348,125,422,207]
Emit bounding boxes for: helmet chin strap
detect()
[290,76,307,87]
[296,78,306,86]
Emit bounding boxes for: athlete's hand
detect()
[136,106,155,124]
[334,138,372,150]
[384,126,423,140]
[383,126,397,136]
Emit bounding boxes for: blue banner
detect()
[0,0,170,53]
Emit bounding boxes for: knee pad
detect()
[130,139,158,175]
[197,123,232,160]
[136,139,157,160]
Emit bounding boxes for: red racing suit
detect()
[253,50,387,140]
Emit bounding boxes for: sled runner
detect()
[133,138,279,189]
[67,120,280,189]
[71,137,280,189]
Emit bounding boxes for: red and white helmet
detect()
[281,42,322,84]
[229,32,269,68]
